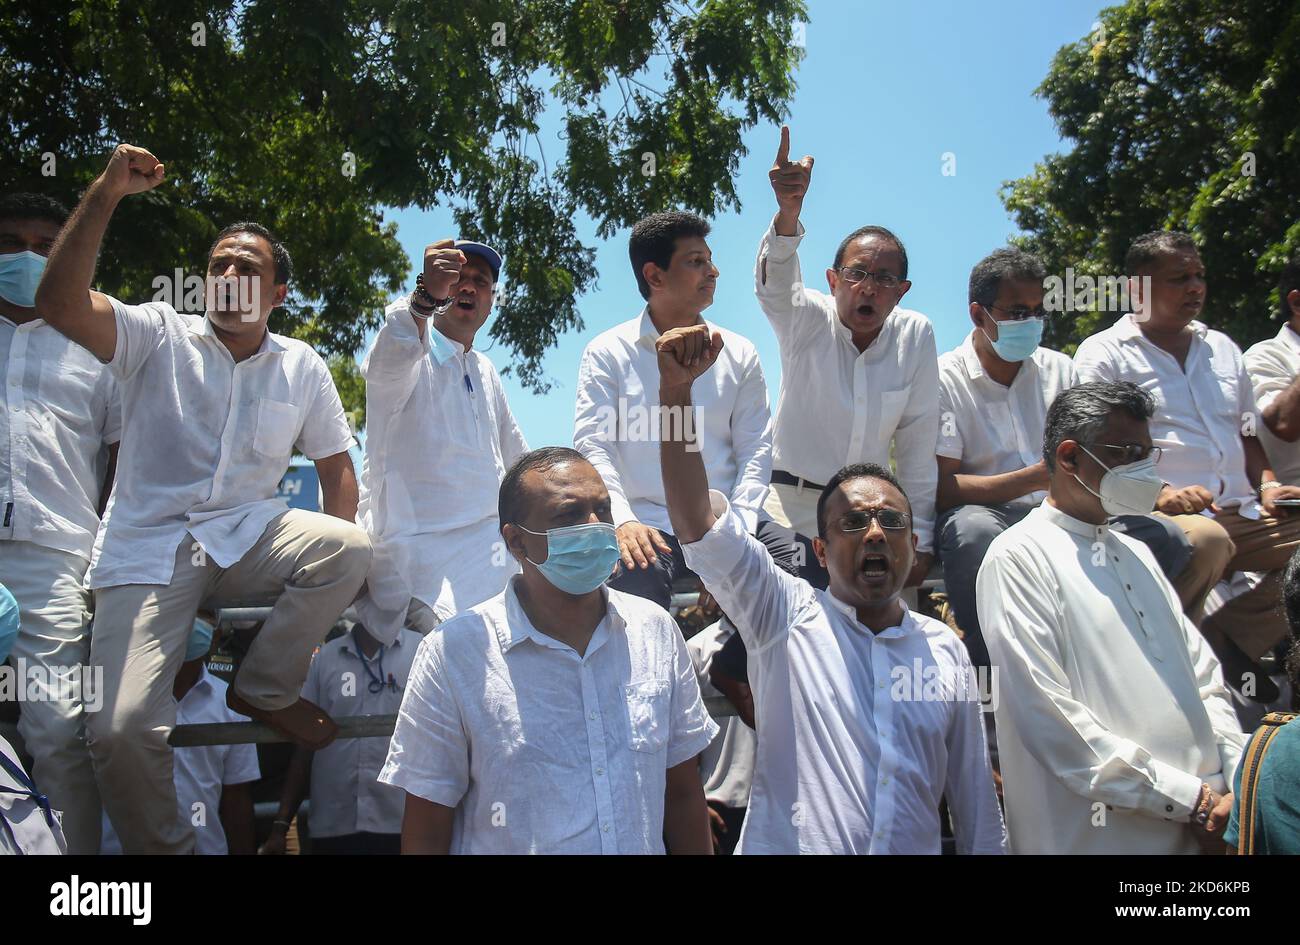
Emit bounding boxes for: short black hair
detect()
[969,248,1046,307]
[816,462,911,538]
[1124,231,1199,276]
[1278,252,1300,322]
[628,211,711,301]
[0,193,70,228]
[498,446,589,529]
[208,221,293,285]
[1042,381,1155,472]
[833,225,908,279]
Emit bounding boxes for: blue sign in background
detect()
[276,465,321,512]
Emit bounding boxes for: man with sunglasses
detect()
[1075,232,1300,701]
[660,323,1005,854]
[355,237,528,644]
[758,127,938,591]
[936,249,1215,672]
[977,381,1247,854]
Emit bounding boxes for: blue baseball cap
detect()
[455,240,502,281]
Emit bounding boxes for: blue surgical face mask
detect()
[0,251,47,308]
[980,309,1043,362]
[516,521,621,596]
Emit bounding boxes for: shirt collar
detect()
[428,323,466,366]
[180,665,214,706]
[1279,324,1300,355]
[189,315,287,356]
[823,590,916,638]
[1115,312,1208,342]
[494,577,622,657]
[832,307,896,354]
[1035,499,1110,540]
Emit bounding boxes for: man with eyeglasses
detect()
[976,381,1247,854]
[936,249,1216,671]
[354,237,528,644]
[756,127,938,591]
[1075,232,1300,701]
[660,323,1005,854]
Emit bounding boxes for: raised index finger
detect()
[774,125,790,166]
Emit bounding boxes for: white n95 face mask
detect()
[1073,444,1164,516]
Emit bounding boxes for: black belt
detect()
[771,469,825,492]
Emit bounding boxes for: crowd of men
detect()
[1,127,1298,855]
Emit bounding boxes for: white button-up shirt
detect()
[755,218,940,549]
[1074,314,1260,513]
[1,316,120,560]
[87,299,356,588]
[976,501,1248,854]
[378,579,717,854]
[356,300,528,636]
[1244,324,1300,485]
[300,627,420,838]
[101,668,261,855]
[574,308,772,534]
[681,491,1005,854]
[938,336,1076,507]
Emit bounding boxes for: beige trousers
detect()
[87,510,371,854]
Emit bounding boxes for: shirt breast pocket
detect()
[625,679,671,754]
[878,387,910,437]
[253,398,299,457]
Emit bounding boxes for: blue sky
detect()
[377,0,1105,449]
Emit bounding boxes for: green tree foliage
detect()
[1001,0,1300,352]
[1,0,806,416]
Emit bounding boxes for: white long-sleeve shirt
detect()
[976,501,1248,854]
[754,218,939,550]
[574,308,771,534]
[681,490,1006,855]
[356,300,528,636]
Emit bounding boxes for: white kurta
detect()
[976,501,1248,854]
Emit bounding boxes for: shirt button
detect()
[877,680,886,689]
[589,711,598,720]
[601,823,611,833]
[595,767,605,776]
[881,776,890,785]
[1125,584,1132,590]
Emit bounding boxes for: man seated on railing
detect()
[381,447,716,854]
[936,248,1221,672]
[36,144,371,854]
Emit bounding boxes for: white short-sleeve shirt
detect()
[87,299,356,588]
[1,316,121,560]
[1244,324,1300,485]
[379,579,717,854]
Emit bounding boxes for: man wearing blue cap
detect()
[356,237,528,644]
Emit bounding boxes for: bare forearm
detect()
[220,785,256,855]
[318,458,360,522]
[37,179,118,323]
[942,465,1047,510]
[400,795,454,854]
[1243,435,1273,489]
[663,783,712,854]
[274,746,312,823]
[1262,376,1300,442]
[659,383,715,543]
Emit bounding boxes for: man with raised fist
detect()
[354,236,527,644]
[659,323,1004,855]
[756,127,939,593]
[35,144,371,854]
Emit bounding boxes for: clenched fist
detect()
[423,239,466,300]
[98,144,166,199]
[656,324,724,391]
